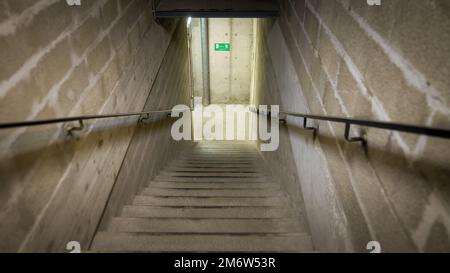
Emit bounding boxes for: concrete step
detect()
[142,188,280,197]
[188,154,257,156]
[174,156,261,160]
[121,206,293,219]
[181,155,259,159]
[159,171,264,177]
[175,161,259,165]
[184,152,258,156]
[167,164,259,168]
[178,157,259,161]
[184,154,257,158]
[163,167,260,173]
[154,176,268,183]
[190,150,256,153]
[187,153,256,156]
[193,146,256,149]
[91,233,313,252]
[171,162,258,167]
[132,196,286,207]
[148,181,278,189]
[107,218,305,234]
[191,145,253,148]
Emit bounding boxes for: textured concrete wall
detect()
[99,22,192,230]
[0,0,182,252]
[255,0,450,252]
[251,20,310,233]
[255,19,355,252]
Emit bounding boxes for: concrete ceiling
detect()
[154,0,279,18]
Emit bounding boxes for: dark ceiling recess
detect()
[152,0,279,18]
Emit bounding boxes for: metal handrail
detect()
[1,107,449,141]
[250,107,450,142]
[0,108,188,131]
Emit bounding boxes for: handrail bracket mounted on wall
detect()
[66,120,84,136]
[303,117,318,141]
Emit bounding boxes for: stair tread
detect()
[121,206,293,218]
[154,176,268,182]
[186,154,257,156]
[160,171,265,178]
[91,233,313,252]
[174,160,259,163]
[176,156,257,158]
[133,196,286,207]
[172,160,258,164]
[164,168,260,172]
[148,181,278,189]
[142,188,280,197]
[168,165,259,168]
[160,172,264,177]
[107,218,306,233]
[169,164,259,168]
[188,154,257,155]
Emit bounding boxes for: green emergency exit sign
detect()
[214,43,230,51]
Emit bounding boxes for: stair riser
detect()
[148,182,278,189]
[107,218,305,234]
[92,233,313,252]
[159,172,265,178]
[171,163,259,168]
[121,206,293,219]
[177,156,257,158]
[164,167,259,173]
[133,196,286,207]
[142,188,280,197]
[154,177,268,183]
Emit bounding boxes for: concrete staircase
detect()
[91,142,313,252]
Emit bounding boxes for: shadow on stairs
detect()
[91,141,313,252]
